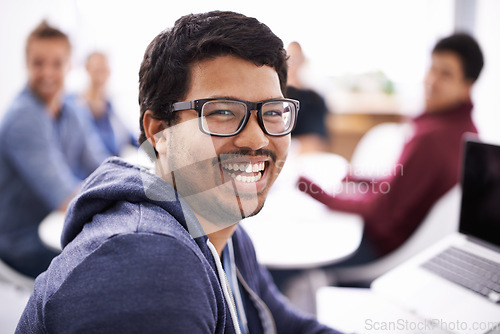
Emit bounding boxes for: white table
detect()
[241,152,363,269]
[316,286,453,334]
[38,211,65,251]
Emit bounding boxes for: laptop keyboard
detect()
[421,246,500,303]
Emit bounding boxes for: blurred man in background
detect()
[299,32,484,268]
[0,21,109,278]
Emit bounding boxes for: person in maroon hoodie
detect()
[298,33,484,267]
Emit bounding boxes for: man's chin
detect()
[241,205,264,220]
[34,90,59,103]
[238,195,266,219]
[202,195,265,225]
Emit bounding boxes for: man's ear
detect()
[463,80,474,100]
[143,110,167,153]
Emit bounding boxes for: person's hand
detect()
[297,175,336,209]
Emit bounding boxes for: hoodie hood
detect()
[62,157,205,247]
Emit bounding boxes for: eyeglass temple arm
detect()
[172,100,196,111]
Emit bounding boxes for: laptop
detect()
[372,138,500,334]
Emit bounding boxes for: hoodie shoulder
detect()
[19,232,221,333]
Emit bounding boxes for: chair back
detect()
[334,185,461,285]
[350,122,412,178]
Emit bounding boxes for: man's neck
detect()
[195,214,238,257]
[30,87,63,118]
[207,225,238,257]
[85,85,105,101]
[424,99,470,114]
[85,87,107,118]
[45,94,63,118]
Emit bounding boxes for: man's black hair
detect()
[432,32,484,82]
[138,11,288,145]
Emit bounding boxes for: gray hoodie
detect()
[17,158,340,333]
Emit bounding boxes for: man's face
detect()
[156,55,289,230]
[26,38,70,103]
[86,53,110,90]
[424,51,472,113]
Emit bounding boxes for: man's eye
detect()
[207,109,235,116]
[33,59,44,68]
[263,110,283,117]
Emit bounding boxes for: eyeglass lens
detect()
[200,100,294,135]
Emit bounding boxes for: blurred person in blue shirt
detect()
[0,20,110,278]
[69,51,137,156]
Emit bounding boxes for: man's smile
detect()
[221,161,266,183]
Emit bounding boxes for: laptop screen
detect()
[459,139,500,248]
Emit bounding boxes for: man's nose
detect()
[40,64,55,78]
[425,71,436,87]
[233,113,269,150]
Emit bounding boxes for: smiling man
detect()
[0,21,109,278]
[17,12,341,333]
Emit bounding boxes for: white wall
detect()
[473,0,500,145]
[0,0,498,142]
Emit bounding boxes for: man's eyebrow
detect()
[207,95,284,101]
[206,95,237,100]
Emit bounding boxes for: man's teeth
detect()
[229,173,262,183]
[222,162,266,183]
[223,162,265,173]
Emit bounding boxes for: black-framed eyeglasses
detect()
[171,98,299,137]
